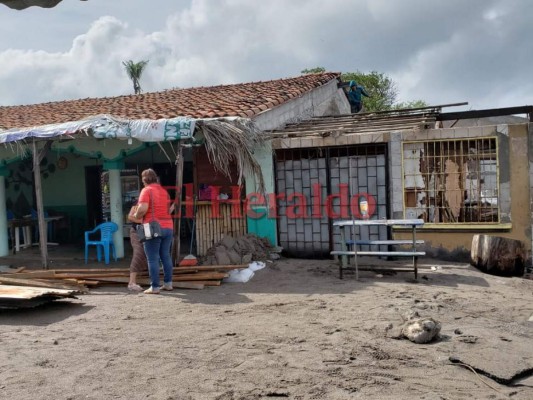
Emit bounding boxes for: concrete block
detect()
[360,134,372,144]
[390,131,403,141]
[290,138,301,148]
[373,133,384,143]
[335,136,348,146]
[453,127,468,138]
[312,138,325,147]
[497,124,509,136]
[323,136,336,146]
[482,125,497,136]
[439,128,454,140]
[301,138,313,148]
[467,127,484,137]
[403,131,416,141]
[345,135,359,145]
[426,129,440,140]
[271,138,282,149]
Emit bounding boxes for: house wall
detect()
[247,79,349,245]
[2,141,188,244]
[272,122,532,261]
[391,124,531,261]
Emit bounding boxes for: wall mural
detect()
[5,156,58,217]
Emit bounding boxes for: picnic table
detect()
[330,219,426,280]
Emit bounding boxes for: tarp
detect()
[0,114,196,144]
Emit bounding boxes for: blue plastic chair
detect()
[84,222,118,264]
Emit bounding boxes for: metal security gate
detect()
[275,144,388,258]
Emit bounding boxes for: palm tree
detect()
[122,60,149,94]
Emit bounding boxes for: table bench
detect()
[331,219,426,280]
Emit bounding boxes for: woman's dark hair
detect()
[141,168,158,185]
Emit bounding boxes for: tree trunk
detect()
[470,234,526,276]
[171,143,184,266]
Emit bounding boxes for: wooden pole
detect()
[32,140,49,269]
[172,142,184,266]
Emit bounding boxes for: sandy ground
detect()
[1,257,532,400]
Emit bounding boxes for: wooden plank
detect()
[36,268,132,273]
[173,273,228,281]
[191,280,221,286]
[174,264,247,273]
[0,276,86,291]
[0,271,57,279]
[0,284,78,299]
[83,277,205,289]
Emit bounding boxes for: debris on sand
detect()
[203,234,279,265]
[400,310,441,344]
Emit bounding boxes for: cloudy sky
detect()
[0,0,532,111]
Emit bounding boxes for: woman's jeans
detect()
[143,228,174,288]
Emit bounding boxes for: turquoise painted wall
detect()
[245,142,277,245]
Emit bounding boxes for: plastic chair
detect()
[84,222,118,264]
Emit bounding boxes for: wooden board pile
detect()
[0,285,78,309]
[0,264,249,293]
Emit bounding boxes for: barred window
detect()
[402,138,499,224]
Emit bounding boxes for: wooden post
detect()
[32,140,49,269]
[172,142,184,266]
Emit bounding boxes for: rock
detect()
[403,310,420,321]
[227,249,242,264]
[220,235,236,250]
[454,328,463,335]
[269,253,281,260]
[271,246,283,253]
[215,250,231,266]
[203,233,275,265]
[236,238,252,253]
[401,318,441,344]
[241,253,253,264]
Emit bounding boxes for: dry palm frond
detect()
[197,118,266,194]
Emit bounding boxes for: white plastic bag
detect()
[248,261,266,272]
[223,268,255,283]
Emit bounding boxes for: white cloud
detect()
[0,0,531,110]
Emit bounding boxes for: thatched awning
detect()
[0,114,267,192]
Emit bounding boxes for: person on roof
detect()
[347,80,370,113]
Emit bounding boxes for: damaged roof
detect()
[0,73,341,130]
[269,108,440,138]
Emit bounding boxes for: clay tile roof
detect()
[0,72,340,130]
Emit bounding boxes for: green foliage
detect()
[302,67,427,112]
[122,60,149,94]
[342,71,397,112]
[301,67,326,74]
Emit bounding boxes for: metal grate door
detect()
[275,144,388,258]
